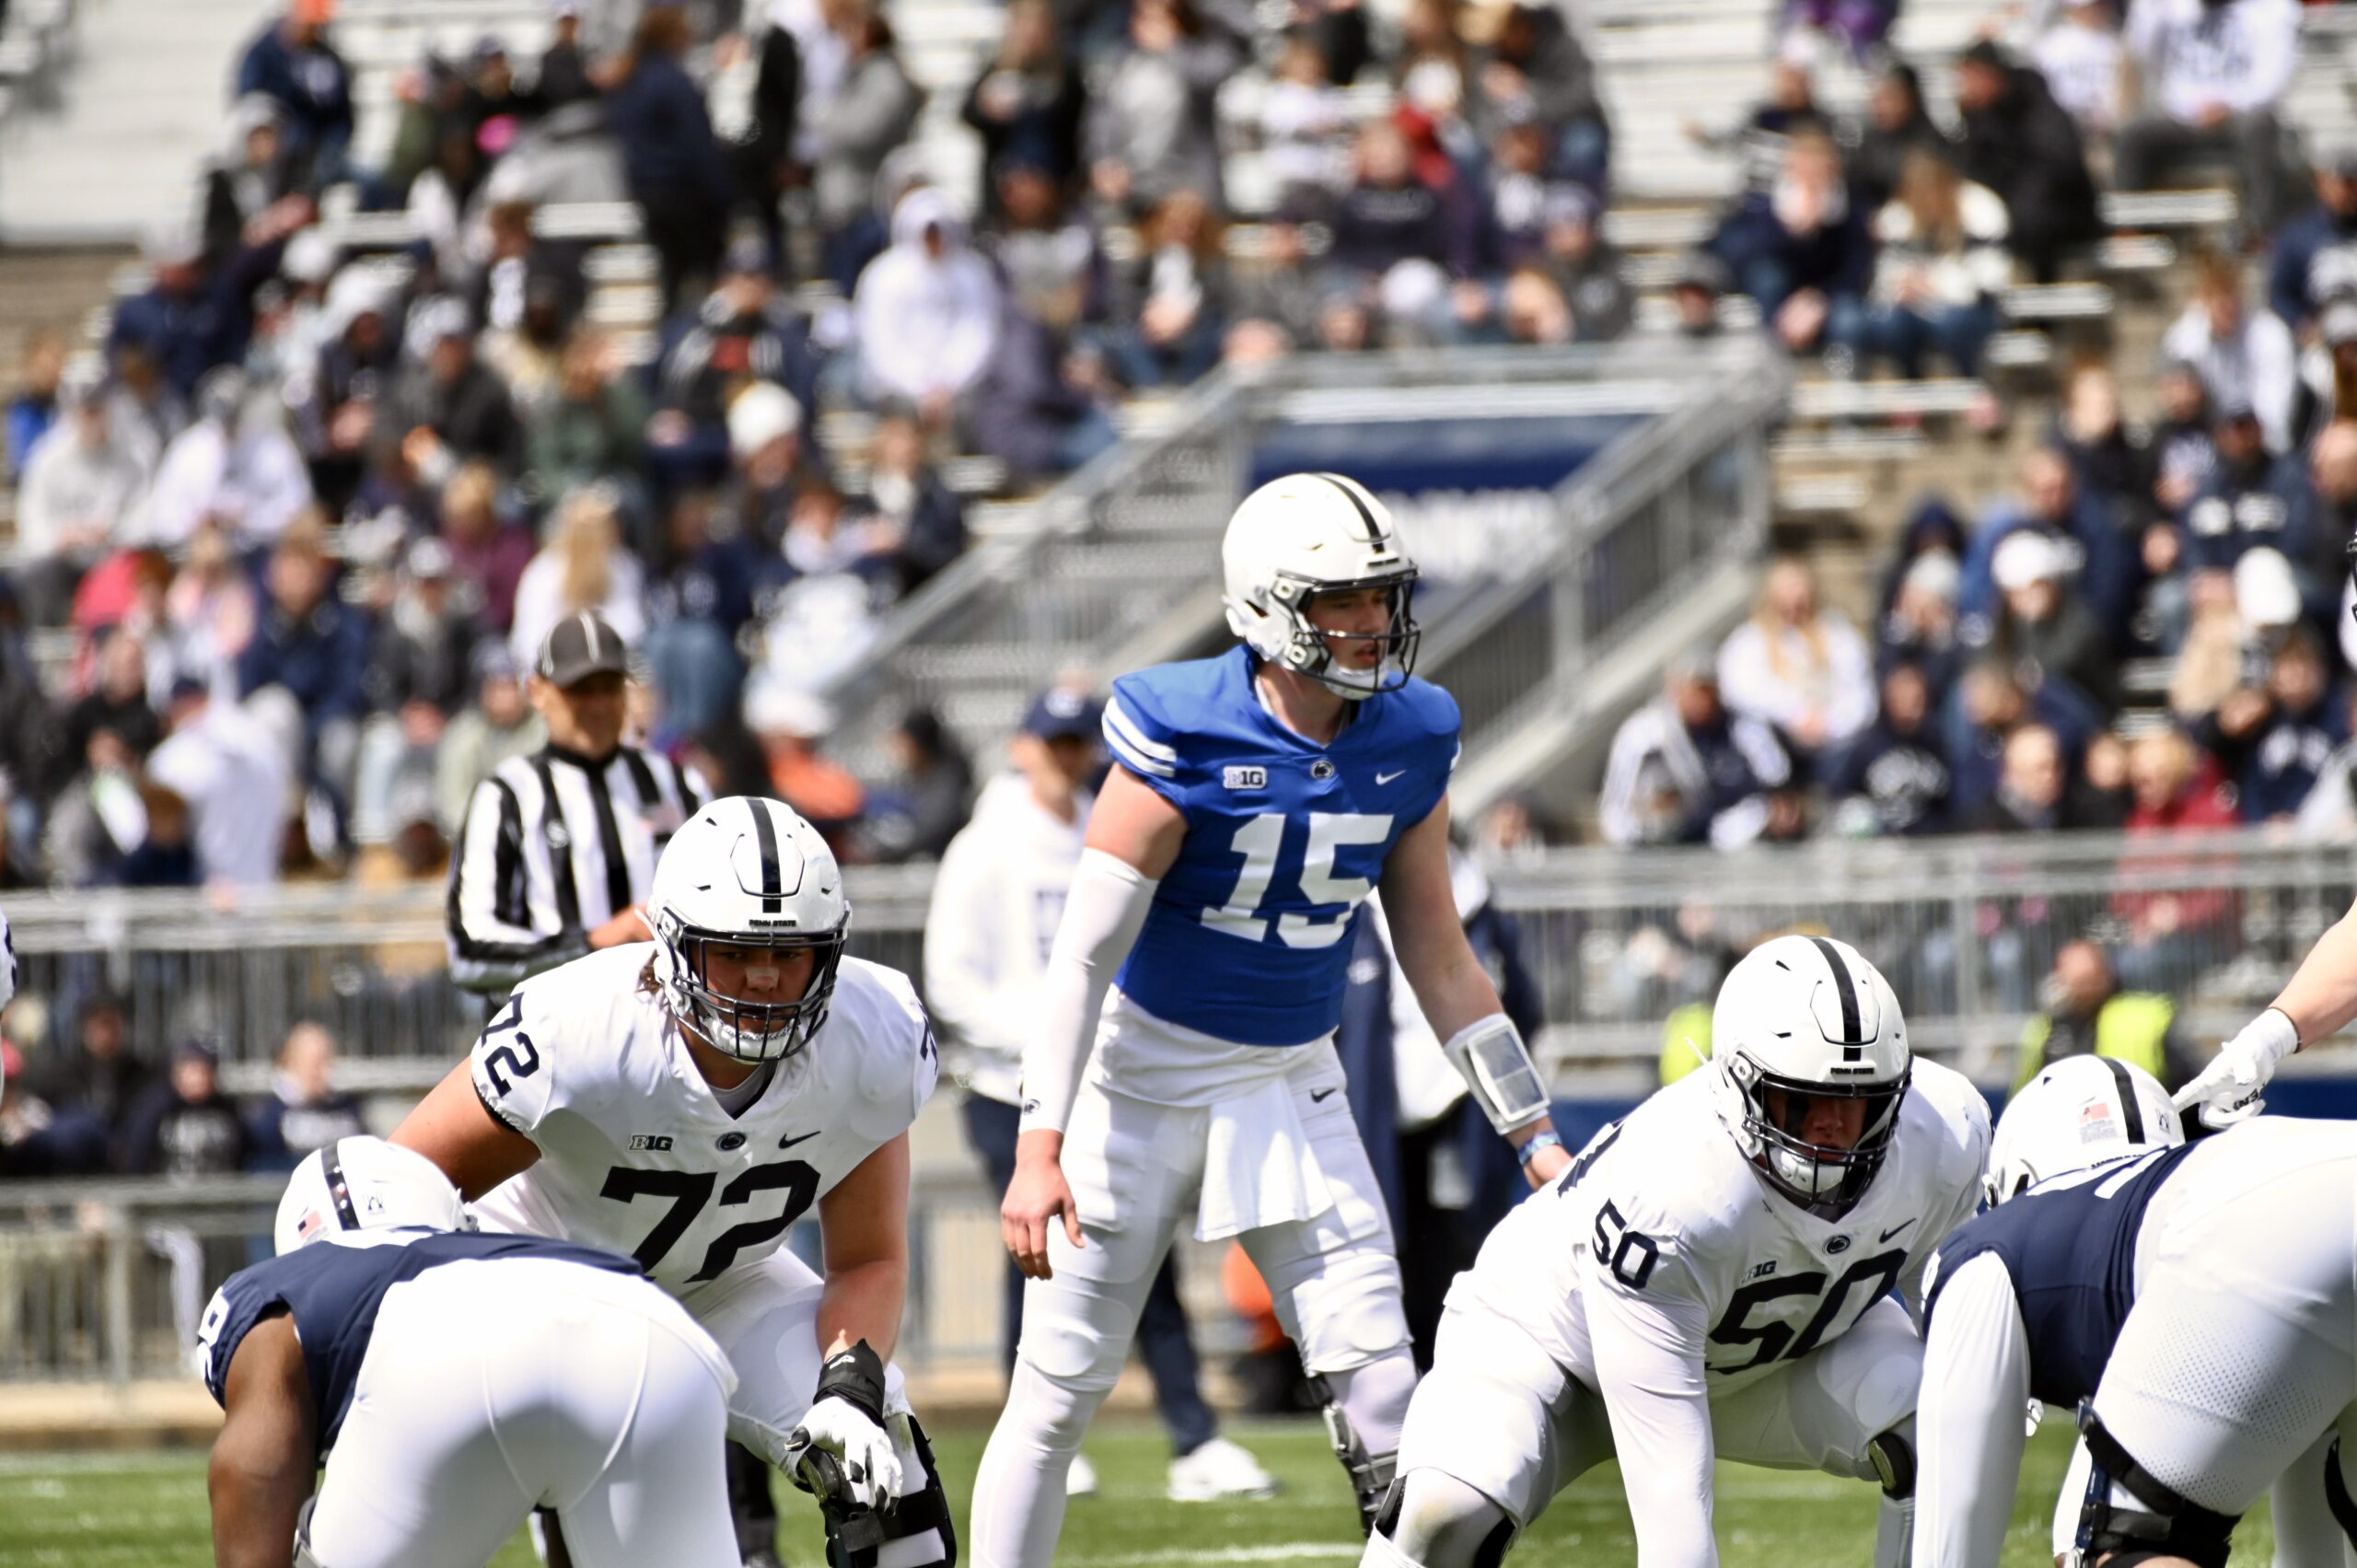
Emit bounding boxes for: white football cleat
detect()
[1066,1452,1098,1497]
[1167,1436,1279,1502]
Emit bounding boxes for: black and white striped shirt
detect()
[446,742,707,994]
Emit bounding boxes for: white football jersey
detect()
[1452,1060,1990,1392]
[470,946,938,1290]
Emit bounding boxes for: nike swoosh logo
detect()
[1310,1087,1339,1103]
[779,1131,821,1150]
[1879,1219,1916,1243]
[1375,770,1407,785]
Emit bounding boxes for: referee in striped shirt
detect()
[446,611,706,998]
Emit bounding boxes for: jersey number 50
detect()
[1202,812,1392,948]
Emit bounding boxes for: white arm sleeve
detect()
[1017,847,1156,1135]
[1912,1254,2032,1568]
[1585,1255,1721,1568]
[2051,1437,2094,1562]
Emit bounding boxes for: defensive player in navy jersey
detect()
[1916,1058,2357,1568]
[971,472,1572,1564]
[200,1137,737,1568]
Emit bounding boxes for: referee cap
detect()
[538,611,630,688]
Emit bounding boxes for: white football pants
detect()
[305,1258,739,1568]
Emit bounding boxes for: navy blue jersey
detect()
[1101,646,1461,1046]
[199,1230,640,1456]
[1923,1142,2202,1408]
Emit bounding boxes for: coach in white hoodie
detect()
[923,686,1277,1504]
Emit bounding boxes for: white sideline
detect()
[1067,1549,1362,1565]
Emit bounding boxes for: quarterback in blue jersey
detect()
[201,1137,738,1568]
[1914,1059,2357,1568]
[970,472,1571,1562]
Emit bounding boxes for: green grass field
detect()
[0,1416,2278,1567]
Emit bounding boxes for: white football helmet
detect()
[1221,471,1420,699]
[1987,1055,2183,1206]
[650,796,850,1063]
[273,1137,470,1255]
[1710,935,1912,1218]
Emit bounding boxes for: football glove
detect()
[2171,1006,2297,1129]
[784,1341,903,1509]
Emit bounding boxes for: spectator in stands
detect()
[1596,651,1795,850]
[6,326,64,480]
[1084,0,1237,216]
[30,994,155,1165]
[2201,625,2344,822]
[1952,41,2100,282]
[2180,399,2324,605]
[1716,555,1876,770]
[865,409,969,594]
[1260,32,1350,219]
[533,2,595,114]
[2162,250,2299,455]
[605,4,735,308]
[377,301,521,483]
[1708,130,1873,358]
[2293,300,2357,447]
[122,1039,252,1179]
[434,643,544,834]
[746,684,865,854]
[1480,113,1568,274]
[2172,545,2304,718]
[235,0,354,188]
[868,708,976,864]
[963,0,1087,221]
[474,222,587,417]
[781,478,898,593]
[436,461,532,636]
[967,305,1121,482]
[2269,142,2357,338]
[238,517,370,796]
[2117,0,2300,233]
[2075,733,2133,829]
[2034,0,2127,138]
[2057,363,2155,538]
[143,366,315,552]
[815,13,923,293]
[852,189,1003,426]
[717,381,808,552]
[986,157,1108,334]
[245,1021,366,1170]
[1101,190,1228,389]
[354,538,476,845]
[1989,528,2121,714]
[1493,266,1573,347]
[526,329,647,508]
[2014,939,2200,1093]
[1961,447,2134,640]
[146,677,291,888]
[1538,185,1633,343]
[1878,536,1965,701]
[297,267,400,507]
[1967,720,2089,833]
[2300,426,2357,645]
[2114,727,2240,987]
[711,2,802,270]
[509,488,649,668]
[15,368,145,627]
[1326,118,1462,285]
[648,237,821,492]
[203,96,299,268]
[1469,2,1610,194]
[0,1043,110,1178]
[645,491,765,743]
[1838,149,2010,387]
[1845,61,1951,216]
[57,631,163,796]
[2151,355,2220,520]
[1666,250,1731,340]
[1945,657,2098,819]
[1827,660,1953,837]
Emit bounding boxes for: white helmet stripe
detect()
[2098,1055,2148,1143]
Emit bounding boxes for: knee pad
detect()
[2073,1406,2238,1568]
[2325,1437,2357,1551]
[1001,1357,1106,1456]
[1867,1422,1916,1502]
[1290,1249,1411,1374]
[1376,1469,1516,1568]
[1312,1365,1407,1536]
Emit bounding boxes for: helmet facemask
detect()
[1727,1053,1911,1220]
[1259,569,1422,699]
[656,911,849,1064]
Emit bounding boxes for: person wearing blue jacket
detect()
[238,523,372,799]
[604,6,737,309]
[1707,129,1875,355]
[2267,145,2357,334]
[233,1,354,188]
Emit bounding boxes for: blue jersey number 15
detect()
[1201,812,1392,949]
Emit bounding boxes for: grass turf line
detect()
[0,1417,2277,1566]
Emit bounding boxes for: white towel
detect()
[1194,1075,1333,1242]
